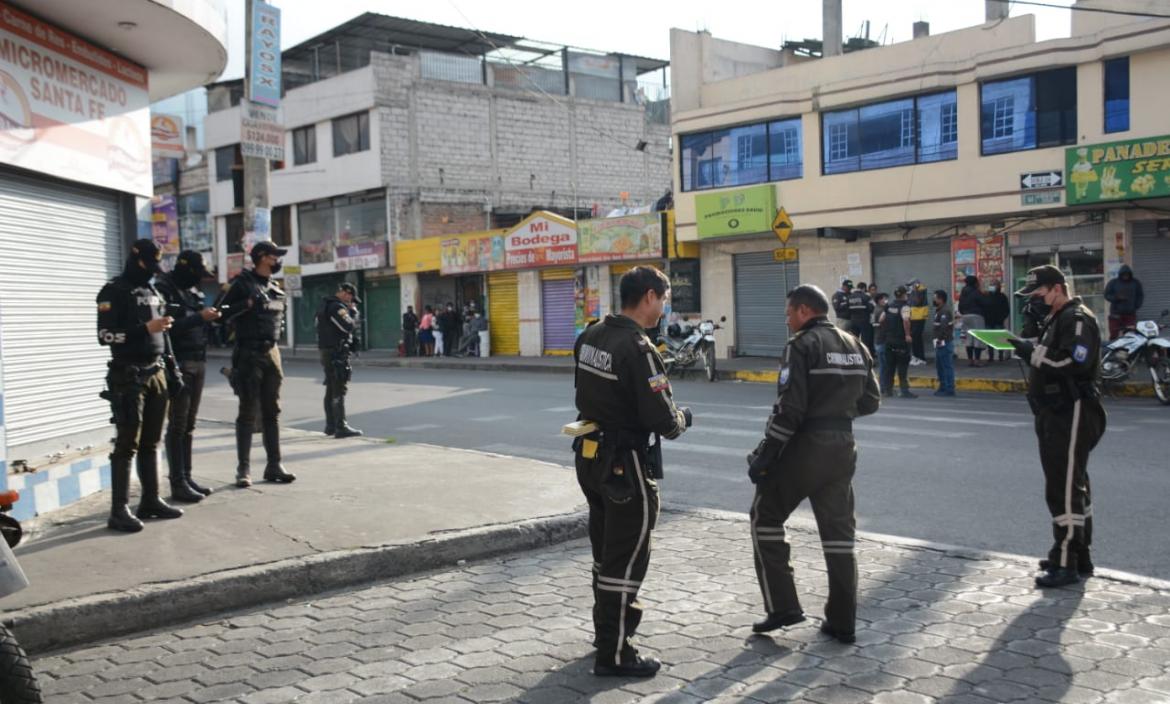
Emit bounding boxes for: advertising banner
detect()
[150,194,180,255]
[951,233,1006,304]
[440,232,505,275]
[0,1,151,195]
[249,1,281,107]
[335,241,386,271]
[150,113,183,157]
[695,185,775,239]
[1067,135,1170,205]
[504,212,578,269]
[577,213,662,263]
[241,101,284,160]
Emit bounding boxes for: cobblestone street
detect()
[33,511,1170,703]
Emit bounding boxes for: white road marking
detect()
[396,424,441,432]
[471,415,516,422]
[687,415,971,439]
[873,411,1028,428]
[542,406,578,413]
[669,438,918,454]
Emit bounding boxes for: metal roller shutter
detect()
[487,272,520,355]
[540,269,577,355]
[733,252,798,357]
[1131,221,1170,322]
[0,170,123,450]
[871,239,952,297]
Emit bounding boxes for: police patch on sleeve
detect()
[648,373,669,393]
[1073,344,1089,363]
[779,367,790,385]
[97,301,112,312]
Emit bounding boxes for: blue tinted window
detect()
[822,109,859,174]
[768,118,802,180]
[681,132,713,191]
[1104,57,1130,133]
[917,92,958,163]
[713,123,768,187]
[859,98,915,170]
[981,68,1076,155]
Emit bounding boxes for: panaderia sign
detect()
[0,2,151,195]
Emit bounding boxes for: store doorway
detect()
[1010,248,1105,330]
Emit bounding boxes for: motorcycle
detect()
[0,491,41,703]
[658,316,725,382]
[1100,309,1170,405]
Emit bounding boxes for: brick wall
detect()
[420,203,489,237]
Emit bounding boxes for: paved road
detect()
[199,362,1170,578]
[33,511,1170,704]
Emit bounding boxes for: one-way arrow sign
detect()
[1020,171,1063,189]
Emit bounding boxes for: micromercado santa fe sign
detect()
[0,1,151,195]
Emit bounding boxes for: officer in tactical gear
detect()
[96,239,185,532]
[317,282,363,438]
[216,241,296,487]
[156,251,220,502]
[573,266,691,678]
[878,286,916,398]
[832,279,853,329]
[1008,265,1107,588]
[746,284,881,643]
[847,282,875,353]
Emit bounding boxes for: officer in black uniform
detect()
[573,266,691,678]
[746,284,881,643]
[847,282,875,353]
[1008,265,1107,588]
[831,279,853,329]
[97,239,185,532]
[217,241,296,487]
[878,286,916,398]
[156,251,220,502]
[317,282,363,438]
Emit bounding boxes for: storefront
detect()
[540,269,577,355]
[733,252,799,357]
[1131,220,1170,321]
[363,271,401,351]
[871,239,952,300]
[1007,224,1106,327]
[487,271,520,355]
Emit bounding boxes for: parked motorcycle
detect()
[1100,309,1170,405]
[0,491,40,704]
[658,316,725,382]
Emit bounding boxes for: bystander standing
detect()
[932,289,956,397]
[982,280,1011,362]
[1104,265,1144,340]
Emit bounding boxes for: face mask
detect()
[1026,296,1052,321]
[270,261,283,275]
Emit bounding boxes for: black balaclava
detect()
[124,239,161,286]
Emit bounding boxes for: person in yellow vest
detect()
[907,280,930,366]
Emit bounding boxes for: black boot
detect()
[107,457,144,533]
[261,420,296,483]
[333,397,363,439]
[1036,567,1080,588]
[183,435,212,496]
[166,433,203,503]
[235,422,253,487]
[323,395,336,436]
[751,610,806,633]
[136,451,184,520]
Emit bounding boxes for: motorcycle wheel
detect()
[703,342,716,382]
[0,623,41,704]
[1150,356,1170,406]
[1100,349,1129,383]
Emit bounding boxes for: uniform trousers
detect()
[1035,398,1106,571]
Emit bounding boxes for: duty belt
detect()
[802,417,853,432]
[237,340,277,351]
[108,360,162,375]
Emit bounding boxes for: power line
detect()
[987,0,1170,19]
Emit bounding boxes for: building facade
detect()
[671,0,1170,358]
[203,13,674,355]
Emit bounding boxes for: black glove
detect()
[1007,336,1035,363]
[746,439,781,484]
[681,407,693,428]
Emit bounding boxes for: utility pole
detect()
[243,0,271,258]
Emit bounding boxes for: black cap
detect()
[130,238,163,273]
[250,240,288,262]
[1015,265,1066,296]
[339,282,361,303]
[176,250,211,279]
[894,285,908,297]
[841,279,853,289]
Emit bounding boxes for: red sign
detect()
[951,234,1006,303]
[503,212,577,269]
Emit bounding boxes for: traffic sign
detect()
[1020,171,1063,189]
[772,207,794,243]
[773,247,798,262]
[1022,190,1062,206]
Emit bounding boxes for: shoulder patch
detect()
[97,301,112,312]
[779,366,790,385]
[1073,344,1089,363]
[648,373,669,393]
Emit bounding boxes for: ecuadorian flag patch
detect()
[648,373,669,393]
[98,301,112,312]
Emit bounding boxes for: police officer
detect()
[217,241,296,487]
[746,284,880,643]
[317,282,363,438]
[97,239,185,532]
[1008,265,1107,588]
[156,251,221,502]
[847,281,874,352]
[573,266,691,678]
[832,279,853,329]
[878,286,916,398]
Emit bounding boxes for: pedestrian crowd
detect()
[400,301,487,357]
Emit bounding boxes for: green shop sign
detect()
[695,185,775,239]
[1067,135,1170,205]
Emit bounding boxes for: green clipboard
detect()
[967,329,1018,351]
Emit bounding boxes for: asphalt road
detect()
[199,361,1170,579]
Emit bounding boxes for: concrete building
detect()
[203,13,675,357]
[0,0,228,518]
[671,0,1170,358]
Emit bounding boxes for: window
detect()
[768,118,802,181]
[980,68,1077,155]
[297,190,387,264]
[332,112,370,157]
[1104,57,1129,133]
[822,92,954,175]
[293,125,316,165]
[711,123,767,187]
[226,213,244,253]
[680,118,803,191]
[271,205,292,247]
[917,92,959,163]
[215,144,240,182]
[858,98,915,170]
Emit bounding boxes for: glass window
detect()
[981,68,1076,155]
[332,112,370,157]
[711,123,766,187]
[298,200,335,264]
[335,194,387,247]
[680,132,712,191]
[858,98,915,170]
[767,118,802,181]
[917,92,959,163]
[822,109,859,174]
[271,205,292,247]
[215,145,238,182]
[293,125,316,165]
[1104,57,1130,134]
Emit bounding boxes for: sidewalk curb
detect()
[725,369,1152,397]
[7,511,587,655]
[666,504,1170,592]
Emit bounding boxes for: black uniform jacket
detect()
[763,317,881,461]
[1027,298,1102,408]
[155,273,209,361]
[317,296,357,350]
[216,269,286,344]
[847,290,873,323]
[96,276,166,365]
[574,314,687,440]
[832,290,851,320]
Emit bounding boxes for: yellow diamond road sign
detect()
[772,207,794,244]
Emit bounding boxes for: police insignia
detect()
[98,301,112,312]
[1073,344,1088,363]
[779,367,790,385]
[648,373,669,393]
